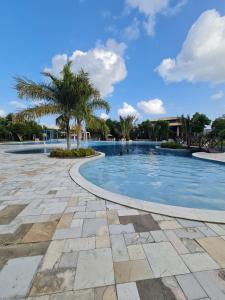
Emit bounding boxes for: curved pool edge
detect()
[69,152,225,223]
[193,152,225,164]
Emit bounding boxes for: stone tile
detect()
[0,242,49,269]
[117,282,140,300]
[175,228,204,239]
[22,221,58,243]
[0,223,33,246]
[151,213,174,221]
[107,210,120,225]
[53,227,82,240]
[94,285,117,300]
[194,269,225,300]
[96,234,110,248]
[59,251,78,268]
[124,232,154,245]
[151,230,168,242]
[143,242,189,277]
[127,245,145,260]
[0,255,42,299]
[0,204,27,224]
[165,230,189,254]
[114,259,154,283]
[119,214,160,232]
[181,238,204,253]
[28,296,50,300]
[118,209,139,216]
[177,219,205,228]
[40,240,65,271]
[49,289,94,300]
[176,273,207,299]
[74,212,96,219]
[198,226,218,237]
[206,223,225,235]
[139,232,154,244]
[109,224,135,235]
[29,269,75,296]
[96,210,107,218]
[111,234,129,262]
[137,277,186,300]
[181,253,219,272]
[196,237,225,267]
[82,218,107,237]
[64,237,95,252]
[74,248,114,289]
[86,200,106,212]
[42,202,67,215]
[159,220,183,230]
[57,213,73,229]
[70,218,83,228]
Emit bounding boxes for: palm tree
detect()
[70,70,110,149]
[180,115,192,148]
[15,62,110,150]
[120,115,136,140]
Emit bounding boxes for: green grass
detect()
[50,148,95,158]
[160,141,184,149]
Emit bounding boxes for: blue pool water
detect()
[79,143,225,210]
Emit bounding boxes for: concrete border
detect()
[193,152,225,164]
[69,152,225,223]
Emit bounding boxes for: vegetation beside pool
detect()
[160,141,185,149]
[50,148,95,158]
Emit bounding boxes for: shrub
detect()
[50,148,95,158]
[160,141,184,149]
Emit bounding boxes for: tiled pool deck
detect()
[1,145,225,299]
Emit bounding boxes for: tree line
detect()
[1,62,225,152]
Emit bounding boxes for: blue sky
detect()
[0,0,225,125]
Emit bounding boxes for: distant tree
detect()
[180,115,192,148]
[119,115,136,140]
[191,113,211,148]
[212,115,225,151]
[87,118,110,140]
[106,119,121,140]
[153,120,169,141]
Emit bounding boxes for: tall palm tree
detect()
[15,62,110,150]
[120,115,136,140]
[70,70,110,149]
[180,115,192,148]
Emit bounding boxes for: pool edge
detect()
[69,152,225,223]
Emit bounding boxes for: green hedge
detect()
[50,148,95,158]
[160,141,184,149]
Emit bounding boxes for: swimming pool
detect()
[79,143,225,211]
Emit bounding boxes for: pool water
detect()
[80,143,225,210]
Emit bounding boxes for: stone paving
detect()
[1,145,225,299]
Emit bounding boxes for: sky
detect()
[0,0,225,126]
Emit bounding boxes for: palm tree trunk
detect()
[66,119,71,151]
[77,120,81,150]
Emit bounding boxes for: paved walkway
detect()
[1,145,225,299]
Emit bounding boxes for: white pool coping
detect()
[69,152,225,223]
[193,152,225,164]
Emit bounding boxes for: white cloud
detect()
[126,0,186,36]
[157,10,225,83]
[45,39,127,97]
[211,90,224,100]
[10,100,27,110]
[100,112,110,120]
[123,18,140,41]
[118,102,140,118]
[137,98,166,114]
[0,109,6,117]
